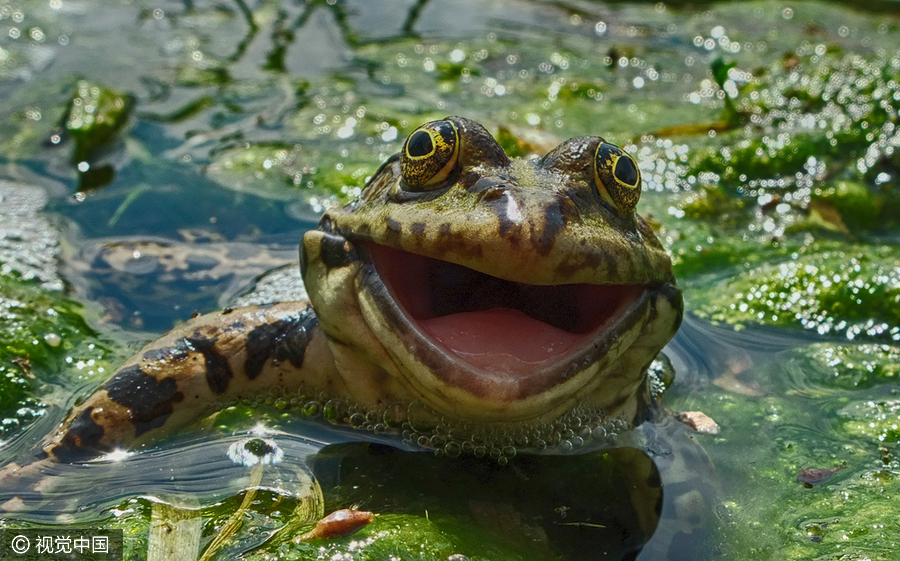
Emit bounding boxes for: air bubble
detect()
[382,403,406,427]
[301,401,321,417]
[323,399,348,424]
[349,412,367,428]
[444,441,462,458]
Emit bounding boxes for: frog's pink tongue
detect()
[421,308,581,374]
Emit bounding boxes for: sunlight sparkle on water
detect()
[98,449,132,462]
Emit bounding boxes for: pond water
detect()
[1,0,899,559]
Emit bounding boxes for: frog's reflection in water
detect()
[312,435,714,561]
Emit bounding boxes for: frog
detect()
[1,117,704,558]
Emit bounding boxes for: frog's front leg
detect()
[22,302,340,466]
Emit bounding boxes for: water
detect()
[1,0,899,559]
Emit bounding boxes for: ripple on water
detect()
[2,433,324,524]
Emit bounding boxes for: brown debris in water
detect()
[796,466,846,487]
[295,508,376,542]
[676,411,720,435]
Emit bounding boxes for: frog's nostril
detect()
[467,176,507,196]
[478,185,507,201]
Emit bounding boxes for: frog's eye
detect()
[593,142,641,213]
[400,120,460,191]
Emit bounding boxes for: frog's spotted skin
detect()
[1,118,693,552]
[9,303,331,468]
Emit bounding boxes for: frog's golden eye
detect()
[593,142,641,213]
[400,120,460,191]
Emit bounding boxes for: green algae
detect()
[640,46,900,345]
[0,271,115,438]
[64,80,133,163]
[686,245,900,341]
[258,514,543,561]
[809,180,886,233]
[794,343,900,391]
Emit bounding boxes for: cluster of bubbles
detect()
[239,389,634,465]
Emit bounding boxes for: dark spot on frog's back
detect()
[244,310,319,380]
[54,407,107,461]
[410,222,426,236]
[182,336,234,395]
[184,253,219,270]
[102,365,185,436]
[319,232,359,270]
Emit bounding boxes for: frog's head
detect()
[301,117,682,428]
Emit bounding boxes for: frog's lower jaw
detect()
[356,244,678,425]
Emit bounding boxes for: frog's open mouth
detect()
[367,244,644,377]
